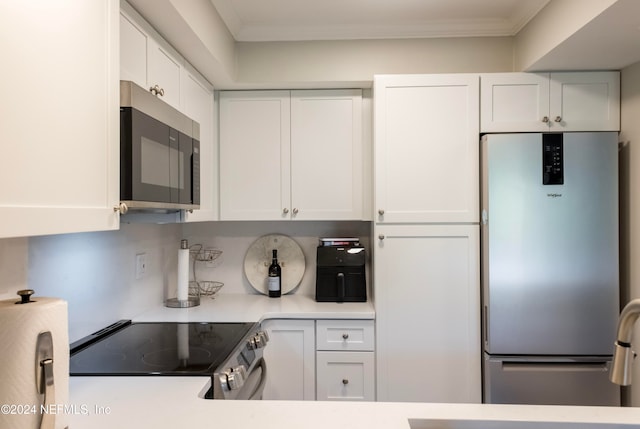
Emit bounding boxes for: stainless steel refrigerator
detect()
[481,132,620,406]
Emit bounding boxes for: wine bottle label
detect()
[268,276,280,292]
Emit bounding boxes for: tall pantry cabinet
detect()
[373,74,481,403]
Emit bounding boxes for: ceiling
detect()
[210,0,551,42]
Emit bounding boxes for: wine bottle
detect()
[268,249,282,298]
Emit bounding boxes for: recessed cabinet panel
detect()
[261,319,315,400]
[316,320,374,351]
[119,13,148,88]
[374,74,479,223]
[0,0,120,238]
[550,72,620,131]
[219,91,291,220]
[219,90,363,221]
[148,41,182,109]
[480,73,549,132]
[316,351,375,401]
[374,224,481,403]
[481,72,620,132]
[291,90,363,220]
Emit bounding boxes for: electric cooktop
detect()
[69,320,256,376]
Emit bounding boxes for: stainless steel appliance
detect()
[481,132,620,406]
[70,320,268,400]
[120,80,200,212]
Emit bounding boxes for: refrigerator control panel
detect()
[542,134,563,185]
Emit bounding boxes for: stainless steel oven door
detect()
[210,357,267,400]
[236,358,267,400]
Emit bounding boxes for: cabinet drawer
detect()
[316,351,375,401]
[316,320,374,351]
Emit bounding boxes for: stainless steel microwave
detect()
[119,80,200,212]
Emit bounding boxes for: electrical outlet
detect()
[135,253,147,279]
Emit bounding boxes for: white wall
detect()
[25,223,182,342]
[620,60,640,405]
[234,37,514,89]
[0,238,28,299]
[514,0,617,71]
[182,221,371,296]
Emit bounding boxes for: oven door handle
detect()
[248,358,267,400]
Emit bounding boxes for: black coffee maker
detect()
[315,246,366,302]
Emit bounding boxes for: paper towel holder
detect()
[16,289,35,304]
[36,331,55,429]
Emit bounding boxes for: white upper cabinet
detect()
[219,91,291,220]
[120,1,183,110]
[290,90,363,220]
[374,74,480,224]
[180,65,217,223]
[0,0,120,238]
[481,72,620,132]
[219,90,363,221]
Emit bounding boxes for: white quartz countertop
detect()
[68,294,640,428]
[69,377,640,429]
[133,293,375,323]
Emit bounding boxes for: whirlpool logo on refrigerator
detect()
[547,193,563,198]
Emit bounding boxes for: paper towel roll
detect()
[0,294,69,429]
[177,241,190,302]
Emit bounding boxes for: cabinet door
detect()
[119,10,148,89]
[147,38,182,110]
[0,0,120,238]
[550,72,620,131]
[290,90,363,220]
[316,351,375,401]
[480,73,550,132]
[181,65,217,223]
[374,225,481,403]
[219,91,291,220]
[374,74,479,223]
[261,319,315,400]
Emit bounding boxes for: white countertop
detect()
[69,377,640,428]
[68,294,640,428]
[133,293,375,323]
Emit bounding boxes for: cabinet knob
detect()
[378,209,385,216]
[149,84,165,97]
[378,234,385,240]
[542,116,549,123]
[554,116,562,123]
[342,333,349,340]
[114,202,128,214]
[342,379,349,385]
[282,208,289,214]
[292,208,299,215]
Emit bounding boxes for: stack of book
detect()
[319,237,360,247]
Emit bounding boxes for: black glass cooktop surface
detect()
[69,322,255,376]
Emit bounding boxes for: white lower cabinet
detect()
[374,224,481,403]
[261,319,316,400]
[316,320,375,401]
[316,351,375,401]
[261,318,375,401]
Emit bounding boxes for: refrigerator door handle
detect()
[501,361,610,373]
[483,305,489,347]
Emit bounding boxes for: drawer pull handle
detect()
[342,379,349,385]
[342,334,349,340]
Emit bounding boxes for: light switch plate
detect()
[135,253,147,279]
